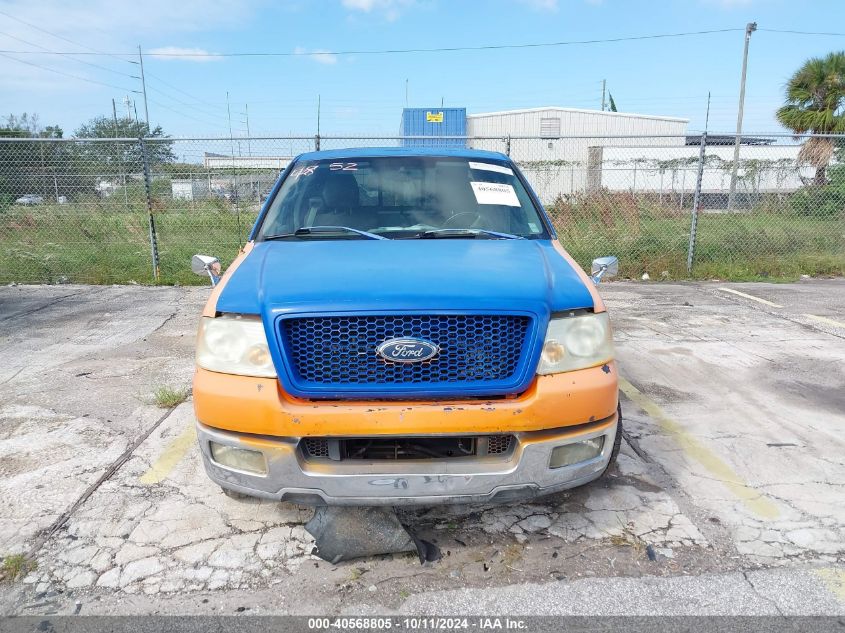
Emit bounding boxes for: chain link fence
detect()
[1,134,843,285]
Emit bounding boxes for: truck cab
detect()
[192,147,620,505]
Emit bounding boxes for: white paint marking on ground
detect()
[717,287,783,308]
[804,313,845,329]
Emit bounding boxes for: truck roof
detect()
[296,146,510,161]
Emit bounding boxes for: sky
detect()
[1,0,844,139]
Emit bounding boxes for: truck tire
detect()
[598,403,623,480]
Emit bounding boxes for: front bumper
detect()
[197,412,619,506]
[193,362,618,437]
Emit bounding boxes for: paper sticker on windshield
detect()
[468,161,514,176]
[470,182,520,206]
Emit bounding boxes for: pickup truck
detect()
[191,147,620,505]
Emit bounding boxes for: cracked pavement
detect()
[0,280,843,615]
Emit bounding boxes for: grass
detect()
[153,385,191,408]
[549,193,845,281]
[0,194,842,285]
[1,554,35,583]
[0,202,257,286]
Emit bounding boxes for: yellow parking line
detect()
[619,377,780,520]
[138,424,197,485]
[717,287,783,308]
[804,313,845,329]
[816,568,845,602]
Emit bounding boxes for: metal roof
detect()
[297,146,508,161]
[467,106,689,124]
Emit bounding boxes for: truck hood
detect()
[215,239,594,317]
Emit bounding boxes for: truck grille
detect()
[486,434,513,455]
[301,435,515,461]
[279,314,531,394]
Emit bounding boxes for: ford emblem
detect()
[376,338,439,363]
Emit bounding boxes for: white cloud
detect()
[0,0,261,97]
[147,46,222,62]
[0,0,263,40]
[293,46,338,65]
[340,0,415,21]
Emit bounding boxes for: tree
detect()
[776,51,845,186]
[3,113,63,139]
[73,116,176,170]
[0,113,65,207]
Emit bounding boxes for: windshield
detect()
[255,156,548,240]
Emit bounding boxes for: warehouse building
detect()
[597,143,807,208]
[466,106,688,141]
[465,107,690,200]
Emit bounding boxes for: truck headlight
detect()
[536,312,614,375]
[196,314,276,378]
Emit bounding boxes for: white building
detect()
[598,144,809,195]
[203,152,292,170]
[466,107,689,201]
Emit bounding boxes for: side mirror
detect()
[590,256,618,284]
[192,254,221,287]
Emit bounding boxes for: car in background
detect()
[15,194,44,205]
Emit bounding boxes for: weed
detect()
[153,385,190,408]
[548,192,844,280]
[607,525,646,555]
[348,567,368,582]
[1,554,35,582]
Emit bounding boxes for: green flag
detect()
[608,93,617,112]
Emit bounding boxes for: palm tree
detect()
[776,51,845,185]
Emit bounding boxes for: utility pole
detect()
[241,104,252,156]
[226,91,234,146]
[225,90,241,235]
[112,98,119,131]
[241,103,254,200]
[138,45,151,134]
[226,91,241,156]
[601,79,606,111]
[687,92,712,273]
[727,22,756,211]
[124,95,133,120]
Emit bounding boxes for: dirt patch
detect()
[638,382,700,404]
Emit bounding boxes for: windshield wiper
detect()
[414,228,524,240]
[264,226,387,241]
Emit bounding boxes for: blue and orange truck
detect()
[191,147,620,505]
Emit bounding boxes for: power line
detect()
[0,8,138,64]
[142,71,230,118]
[145,83,230,122]
[0,30,139,78]
[0,27,744,58]
[0,51,141,93]
[146,97,228,131]
[757,28,845,36]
